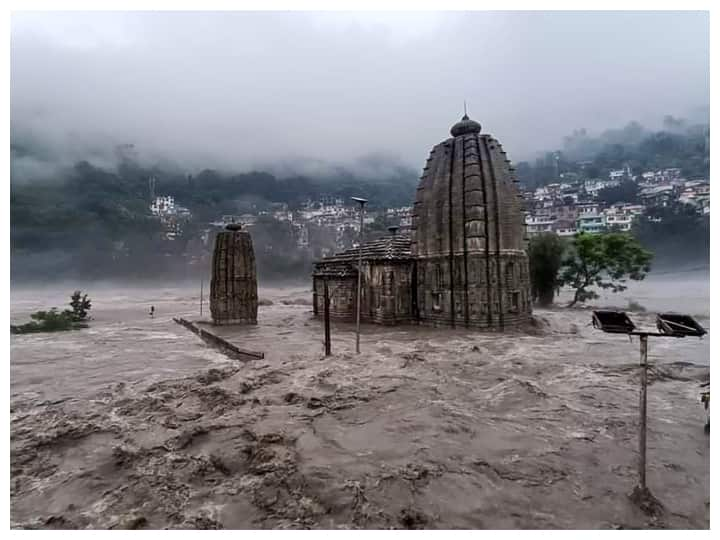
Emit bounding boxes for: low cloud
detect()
[11,11,710,180]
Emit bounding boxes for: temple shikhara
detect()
[312,114,532,329]
[210,223,259,325]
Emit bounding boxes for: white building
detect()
[577,202,601,215]
[604,211,633,231]
[150,195,176,216]
[584,179,619,196]
[525,214,557,236]
[609,165,631,180]
[556,226,578,237]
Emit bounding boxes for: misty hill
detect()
[10,151,419,282]
[516,117,709,189]
[10,115,710,282]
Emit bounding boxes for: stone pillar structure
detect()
[210,223,258,325]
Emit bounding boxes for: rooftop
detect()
[314,234,413,277]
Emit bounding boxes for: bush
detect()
[10,291,92,334]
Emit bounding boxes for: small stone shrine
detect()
[210,223,258,325]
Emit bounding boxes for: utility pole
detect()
[323,278,331,356]
[591,310,706,509]
[200,278,204,317]
[351,197,367,354]
[638,334,648,490]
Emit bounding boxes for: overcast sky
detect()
[11,11,710,177]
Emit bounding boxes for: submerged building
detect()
[210,223,258,325]
[312,114,532,330]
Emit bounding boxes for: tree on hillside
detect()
[528,233,565,307]
[560,232,653,307]
[597,179,639,205]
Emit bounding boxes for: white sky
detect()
[10,10,710,176]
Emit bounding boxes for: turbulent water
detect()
[10,270,710,529]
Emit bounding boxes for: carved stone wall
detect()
[311,115,532,330]
[312,259,415,326]
[360,261,415,325]
[210,227,258,325]
[312,275,356,322]
[411,116,532,329]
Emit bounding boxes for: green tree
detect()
[68,290,92,321]
[560,232,653,307]
[528,233,565,307]
[597,179,639,205]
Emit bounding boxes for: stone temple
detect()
[210,223,258,325]
[312,114,532,330]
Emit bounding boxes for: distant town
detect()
[522,166,709,236]
[148,190,413,258]
[10,118,711,282]
[147,165,709,259]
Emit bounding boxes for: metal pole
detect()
[324,278,331,356]
[355,202,365,354]
[200,279,204,317]
[639,335,648,490]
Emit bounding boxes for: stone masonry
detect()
[210,224,258,325]
[313,114,532,330]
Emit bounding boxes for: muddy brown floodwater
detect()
[10,275,710,529]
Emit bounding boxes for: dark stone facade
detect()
[312,115,532,329]
[313,235,415,325]
[210,224,258,325]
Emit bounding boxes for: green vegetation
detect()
[559,233,653,307]
[69,290,92,320]
[10,115,707,281]
[516,118,708,189]
[528,233,565,307]
[11,291,92,334]
[11,154,418,281]
[597,179,639,205]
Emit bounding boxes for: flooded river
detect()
[10,270,710,529]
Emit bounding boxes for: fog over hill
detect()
[11,11,709,180]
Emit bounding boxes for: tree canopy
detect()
[528,233,565,307]
[560,232,653,307]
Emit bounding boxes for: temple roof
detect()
[412,114,525,258]
[313,234,412,276]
